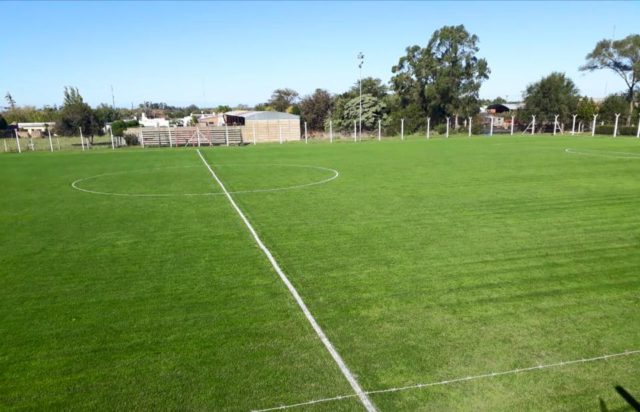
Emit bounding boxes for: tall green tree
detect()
[268,88,299,112]
[598,94,629,123]
[391,24,490,127]
[331,94,387,132]
[521,72,580,126]
[580,34,640,126]
[300,89,333,131]
[57,87,101,139]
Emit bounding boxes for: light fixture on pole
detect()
[357,52,364,139]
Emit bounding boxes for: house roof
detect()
[225,110,299,120]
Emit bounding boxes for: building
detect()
[224,111,300,142]
[17,122,56,138]
[138,113,169,127]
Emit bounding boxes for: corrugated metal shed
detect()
[226,111,299,120]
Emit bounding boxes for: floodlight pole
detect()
[79,127,85,151]
[592,114,598,136]
[468,117,472,137]
[357,52,364,140]
[571,114,577,136]
[426,117,430,139]
[510,116,515,135]
[14,129,21,153]
[613,113,620,137]
[47,128,53,152]
[553,114,559,136]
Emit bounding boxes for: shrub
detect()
[618,126,638,136]
[595,125,614,135]
[435,124,447,135]
[123,133,139,146]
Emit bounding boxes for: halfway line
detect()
[195,150,377,412]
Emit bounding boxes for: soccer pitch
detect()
[1,136,639,411]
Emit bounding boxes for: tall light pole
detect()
[357,52,364,139]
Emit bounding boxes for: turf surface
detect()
[1,135,639,411]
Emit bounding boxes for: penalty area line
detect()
[195,150,377,412]
[253,349,640,412]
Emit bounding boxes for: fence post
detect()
[304,122,308,144]
[426,117,430,139]
[446,117,450,138]
[225,125,229,146]
[3,138,7,152]
[401,118,404,140]
[79,127,85,151]
[637,117,640,138]
[531,115,536,135]
[510,116,515,135]
[592,114,598,136]
[378,119,381,141]
[613,113,620,137]
[279,125,283,144]
[468,117,472,137]
[353,121,357,142]
[167,126,172,147]
[14,129,21,153]
[571,114,577,136]
[329,120,333,143]
[48,128,54,152]
[139,128,144,148]
[553,114,559,136]
[252,124,256,145]
[110,128,115,150]
[489,117,494,136]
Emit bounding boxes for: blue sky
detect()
[1,1,638,108]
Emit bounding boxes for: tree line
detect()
[2,25,638,137]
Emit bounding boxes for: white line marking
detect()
[195,150,377,412]
[252,349,640,411]
[71,164,339,197]
[565,148,640,159]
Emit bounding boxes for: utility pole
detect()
[357,52,364,140]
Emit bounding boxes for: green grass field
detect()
[1,135,639,411]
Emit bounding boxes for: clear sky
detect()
[1,1,638,108]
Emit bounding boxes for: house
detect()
[138,113,169,127]
[17,122,56,137]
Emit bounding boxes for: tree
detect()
[5,92,16,110]
[576,97,598,131]
[299,89,333,131]
[598,94,629,123]
[268,88,299,112]
[57,86,101,139]
[580,34,640,126]
[521,72,580,126]
[94,103,121,125]
[391,24,490,127]
[490,96,507,105]
[0,114,7,129]
[330,94,387,133]
[216,105,232,113]
[348,77,388,99]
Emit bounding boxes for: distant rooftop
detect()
[225,110,299,120]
